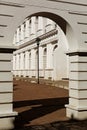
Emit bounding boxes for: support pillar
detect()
[37,16,43,36]
[0,46,17,130]
[65,51,87,119]
[46,44,53,79]
[39,47,44,78]
[31,49,36,77]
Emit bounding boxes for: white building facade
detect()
[13,16,69,82]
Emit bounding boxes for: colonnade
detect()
[13,16,55,45]
[13,42,59,80]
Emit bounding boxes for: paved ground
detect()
[13,79,87,130]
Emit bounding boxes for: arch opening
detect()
[13,11,71,82]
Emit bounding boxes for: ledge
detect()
[0,111,18,118]
[66,51,87,56]
[0,45,17,53]
[65,104,87,111]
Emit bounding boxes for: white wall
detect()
[53,26,69,80]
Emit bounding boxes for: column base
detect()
[65,104,87,120]
[0,112,18,130]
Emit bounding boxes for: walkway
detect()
[13,79,87,130]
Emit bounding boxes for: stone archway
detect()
[14,11,87,120]
[0,1,87,129]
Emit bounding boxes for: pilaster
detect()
[39,46,44,78]
[13,55,16,76]
[25,20,29,38]
[46,44,53,79]
[25,51,29,77]
[65,51,87,119]
[31,49,36,77]
[0,46,17,129]
[20,24,24,41]
[46,18,55,32]
[16,28,20,43]
[30,17,36,39]
[37,16,43,36]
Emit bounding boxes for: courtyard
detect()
[13,79,87,130]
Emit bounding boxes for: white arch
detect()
[0,1,87,129]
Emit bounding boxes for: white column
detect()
[16,28,20,43]
[39,46,44,78]
[46,18,55,32]
[16,54,20,70]
[18,54,21,76]
[31,49,36,69]
[39,46,43,69]
[25,20,29,38]
[31,49,36,77]
[30,17,36,39]
[13,55,16,76]
[65,51,87,119]
[20,24,24,41]
[25,51,29,69]
[28,51,31,77]
[15,54,18,76]
[47,44,53,69]
[13,34,16,45]
[20,52,25,76]
[24,51,29,77]
[28,51,31,69]
[29,19,31,37]
[37,16,43,36]
[19,53,22,76]
[46,44,53,79]
[13,55,16,71]
[16,54,20,76]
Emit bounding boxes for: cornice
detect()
[19,29,58,49]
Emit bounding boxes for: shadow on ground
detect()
[13,97,68,129]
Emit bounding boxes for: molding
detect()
[70,61,87,63]
[70,88,87,91]
[69,79,87,82]
[0,112,18,118]
[0,102,12,104]
[0,1,25,8]
[0,47,16,53]
[69,96,87,100]
[70,71,87,73]
[0,81,12,83]
[0,92,12,94]
[0,60,11,62]
[48,0,87,7]
[19,29,58,49]
[65,104,87,111]
[0,35,4,38]
[0,24,7,27]
[0,71,11,72]
[77,22,87,25]
[66,51,87,56]
[69,12,87,16]
[0,14,13,17]
[0,46,17,53]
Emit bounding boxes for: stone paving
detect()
[13,79,87,130]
